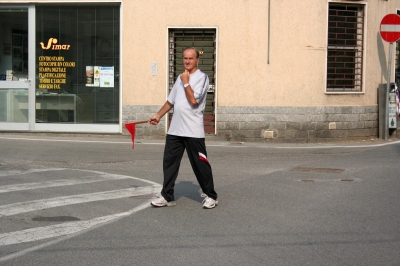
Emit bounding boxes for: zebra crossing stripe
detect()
[0,175,131,193]
[0,168,66,177]
[0,168,162,260]
[0,200,152,250]
[0,186,157,217]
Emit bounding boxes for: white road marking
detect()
[0,200,152,261]
[0,168,66,177]
[0,186,157,217]
[0,136,135,145]
[1,135,399,149]
[0,201,150,247]
[0,175,132,193]
[0,168,162,262]
[272,140,400,149]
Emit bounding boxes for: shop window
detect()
[327,3,364,92]
[36,4,120,124]
[0,8,29,123]
[0,10,28,81]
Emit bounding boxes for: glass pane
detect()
[0,89,28,122]
[36,4,120,124]
[0,8,28,81]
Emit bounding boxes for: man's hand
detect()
[180,69,190,85]
[149,114,160,125]
[149,101,174,125]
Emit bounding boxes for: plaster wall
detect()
[120,0,400,108]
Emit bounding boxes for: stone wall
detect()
[216,106,379,142]
[123,105,379,142]
[122,105,166,140]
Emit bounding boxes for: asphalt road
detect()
[0,134,399,266]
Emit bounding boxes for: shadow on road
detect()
[174,180,202,202]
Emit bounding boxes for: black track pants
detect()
[161,134,217,202]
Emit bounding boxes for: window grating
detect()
[327,4,364,92]
[168,30,216,90]
[168,29,216,134]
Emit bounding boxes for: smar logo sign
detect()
[40,38,70,50]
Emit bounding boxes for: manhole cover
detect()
[291,167,345,173]
[32,216,80,222]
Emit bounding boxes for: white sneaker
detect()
[151,196,176,207]
[201,194,218,209]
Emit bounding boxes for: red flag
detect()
[125,123,136,149]
[125,120,148,149]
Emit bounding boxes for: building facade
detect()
[0,0,399,142]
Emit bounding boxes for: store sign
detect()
[38,38,75,90]
[40,38,70,50]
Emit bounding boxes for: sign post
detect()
[380,14,400,139]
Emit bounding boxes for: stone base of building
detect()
[123,105,380,143]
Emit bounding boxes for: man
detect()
[149,47,218,209]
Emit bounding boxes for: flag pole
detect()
[130,120,149,125]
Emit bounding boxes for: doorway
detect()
[168,28,217,134]
[0,6,30,129]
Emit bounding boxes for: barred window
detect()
[327,3,364,92]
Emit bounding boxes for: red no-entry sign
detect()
[380,14,400,43]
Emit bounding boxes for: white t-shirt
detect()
[167,69,209,138]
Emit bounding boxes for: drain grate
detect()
[32,216,80,222]
[291,167,345,173]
